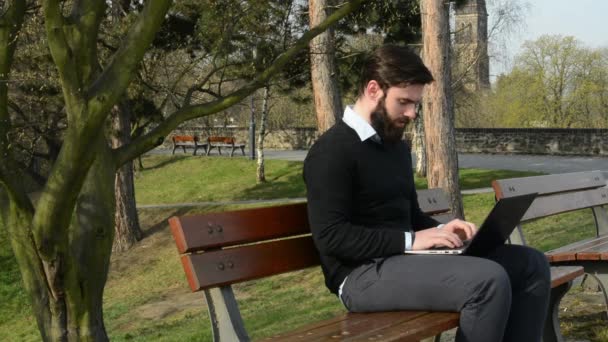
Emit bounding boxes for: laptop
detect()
[404,193,537,257]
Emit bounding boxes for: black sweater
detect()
[303,120,440,294]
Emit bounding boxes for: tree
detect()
[108,0,143,253]
[0,1,365,340]
[256,85,270,182]
[421,0,464,218]
[309,0,343,133]
[486,35,608,128]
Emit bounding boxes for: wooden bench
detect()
[206,136,246,157]
[172,135,206,155]
[169,189,583,341]
[493,170,608,339]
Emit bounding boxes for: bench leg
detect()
[581,272,608,318]
[240,146,245,156]
[193,146,198,156]
[204,286,249,342]
[543,280,571,342]
[206,146,212,156]
[230,146,235,157]
[218,146,222,155]
[172,145,177,155]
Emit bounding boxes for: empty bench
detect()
[169,188,582,341]
[172,135,206,155]
[493,170,608,339]
[206,136,246,157]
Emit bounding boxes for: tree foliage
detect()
[487,35,608,128]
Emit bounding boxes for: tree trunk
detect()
[257,86,270,183]
[414,110,427,177]
[5,136,115,341]
[111,102,142,252]
[309,0,343,133]
[421,0,464,218]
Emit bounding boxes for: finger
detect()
[450,221,473,240]
[441,231,463,247]
[464,221,475,240]
[467,222,477,238]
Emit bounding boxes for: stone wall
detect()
[455,128,608,156]
[161,127,608,156]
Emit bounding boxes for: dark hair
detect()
[358,44,434,96]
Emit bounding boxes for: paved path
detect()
[155,148,608,175]
[263,150,608,175]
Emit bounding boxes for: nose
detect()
[404,104,417,120]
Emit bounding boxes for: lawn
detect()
[134,155,542,204]
[1,155,606,341]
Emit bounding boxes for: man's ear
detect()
[366,80,384,103]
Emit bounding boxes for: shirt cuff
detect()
[436,224,445,229]
[404,232,413,251]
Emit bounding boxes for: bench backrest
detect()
[208,136,235,145]
[492,170,608,244]
[169,188,454,292]
[173,135,198,142]
[492,170,608,222]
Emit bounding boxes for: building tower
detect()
[454,0,490,90]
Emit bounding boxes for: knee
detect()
[472,261,512,306]
[522,247,551,295]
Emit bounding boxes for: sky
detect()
[489,0,608,77]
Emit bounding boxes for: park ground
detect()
[1,155,607,341]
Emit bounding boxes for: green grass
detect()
[135,155,306,204]
[135,155,542,204]
[0,223,40,342]
[1,155,605,341]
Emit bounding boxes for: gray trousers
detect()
[340,244,551,342]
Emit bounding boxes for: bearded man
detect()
[303,45,550,342]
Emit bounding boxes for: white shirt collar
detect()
[342,106,379,142]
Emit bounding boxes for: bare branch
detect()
[86,0,172,131]
[114,0,367,168]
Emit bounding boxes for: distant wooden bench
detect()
[493,171,608,337]
[206,136,245,157]
[172,135,206,155]
[169,189,582,341]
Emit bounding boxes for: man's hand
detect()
[442,219,477,241]
[412,219,477,250]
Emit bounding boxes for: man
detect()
[303,45,550,342]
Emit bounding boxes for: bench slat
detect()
[266,311,426,341]
[430,213,456,224]
[547,236,608,262]
[347,312,459,341]
[550,266,584,287]
[417,188,451,215]
[575,239,608,260]
[169,203,309,253]
[182,236,320,291]
[492,170,605,199]
[520,187,608,222]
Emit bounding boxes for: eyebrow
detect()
[398,98,419,103]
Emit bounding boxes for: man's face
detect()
[370,84,425,144]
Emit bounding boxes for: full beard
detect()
[370,98,410,145]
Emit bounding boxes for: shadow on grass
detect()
[239,164,306,201]
[562,311,608,341]
[140,155,190,171]
[139,205,224,239]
